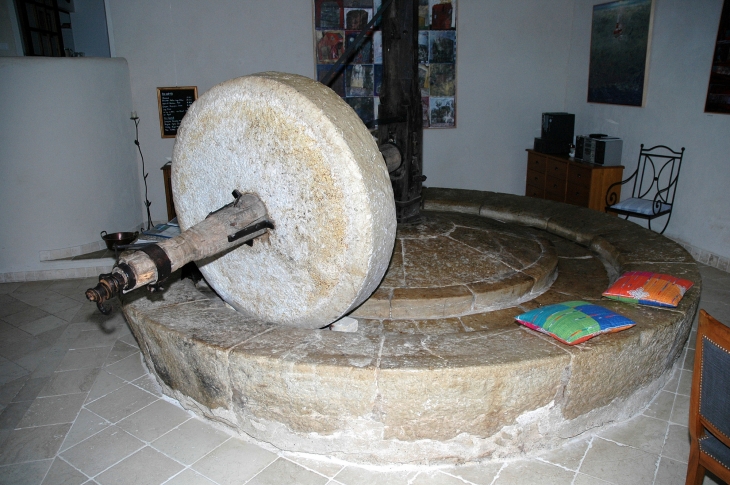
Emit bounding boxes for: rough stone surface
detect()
[122,189,701,465]
[350,212,558,319]
[171,72,396,328]
[376,329,569,442]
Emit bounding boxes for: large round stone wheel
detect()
[171,72,396,328]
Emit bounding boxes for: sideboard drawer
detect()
[527,152,547,173]
[524,150,623,211]
[546,158,567,180]
[525,168,545,189]
[544,175,566,201]
[565,185,590,206]
[568,164,592,188]
[525,183,544,199]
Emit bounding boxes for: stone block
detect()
[545,208,628,246]
[594,230,695,266]
[542,232,595,258]
[401,236,505,288]
[379,239,405,287]
[448,226,548,271]
[348,287,391,319]
[124,297,269,412]
[478,193,568,230]
[378,329,569,440]
[228,327,380,434]
[468,274,535,311]
[560,300,693,419]
[421,187,488,214]
[382,317,464,335]
[391,285,473,319]
[549,257,609,300]
[459,308,523,333]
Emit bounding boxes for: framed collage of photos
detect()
[313,0,457,128]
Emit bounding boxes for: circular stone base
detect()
[350,212,558,320]
[121,190,700,465]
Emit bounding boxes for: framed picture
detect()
[705,0,730,114]
[314,0,457,128]
[157,86,198,138]
[587,0,655,107]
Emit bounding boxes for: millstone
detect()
[171,72,396,328]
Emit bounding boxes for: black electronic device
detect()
[533,137,571,156]
[541,112,575,142]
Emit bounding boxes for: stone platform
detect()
[351,211,558,320]
[121,189,701,465]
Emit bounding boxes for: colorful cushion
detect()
[515,301,635,345]
[602,271,693,308]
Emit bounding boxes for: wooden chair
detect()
[605,144,685,234]
[686,309,730,485]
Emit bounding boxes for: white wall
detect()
[423,0,575,193]
[106,0,730,261]
[0,57,141,274]
[564,0,730,260]
[107,0,316,224]
[107,0,575,223]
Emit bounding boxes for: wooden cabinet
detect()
[525,150,623,212]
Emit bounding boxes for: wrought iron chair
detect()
[685,309,730,485]
[605,144,685,234]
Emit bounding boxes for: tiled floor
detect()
[0,265,728,485]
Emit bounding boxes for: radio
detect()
[575,135,623,165]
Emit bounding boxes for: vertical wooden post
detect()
[378,0,424,223]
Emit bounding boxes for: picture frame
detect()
[705,0,730,114]
[587,0,655,107]
[157,86,198,138]
[313,0,457,128]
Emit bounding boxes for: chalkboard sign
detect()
[157,86,198,138]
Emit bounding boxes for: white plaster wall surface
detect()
[107,0,316,224]
[107,0,575,223]
[564,0,730,260]
[422,0,575,195]
[0,57,140,274]
[106,0,730,261]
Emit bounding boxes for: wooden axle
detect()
[86,192,271,313]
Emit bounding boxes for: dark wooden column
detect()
[378,0,424,223]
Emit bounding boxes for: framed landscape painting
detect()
[587,0,655,106]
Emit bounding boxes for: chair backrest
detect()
[692,310,730,447]
[628,144,685,207]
